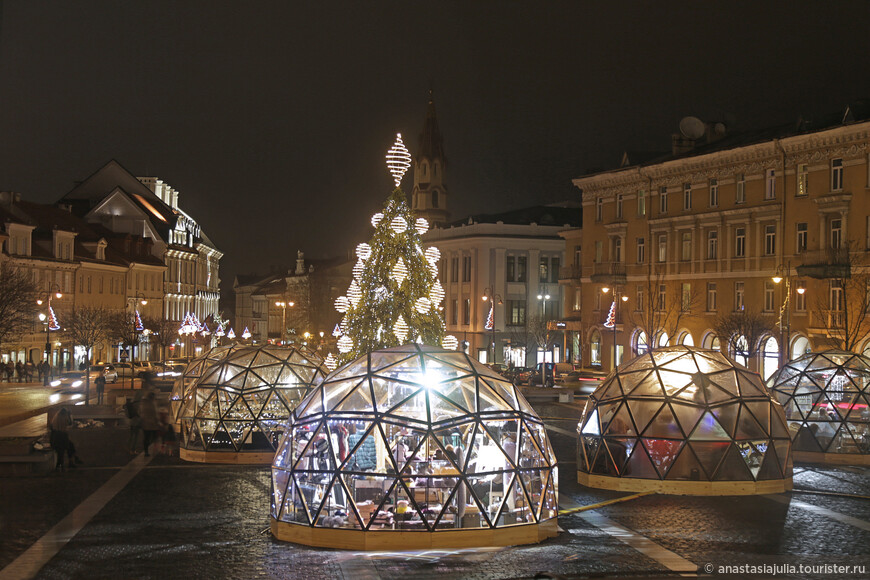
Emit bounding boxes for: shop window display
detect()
[767,350,870,465]
[577,346,792,494]
[271,344,558,549]
[178,345,327,463]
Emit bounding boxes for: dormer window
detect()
[96,239,107,261]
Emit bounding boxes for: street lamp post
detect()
[773,262,804,366]
[275,300,295,344]
[481,288,502,365]
[36,286,63,381]
[601,286,628,371]
[127,293,148,363]
[536,287,551,385]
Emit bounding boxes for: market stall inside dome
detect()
[577,346,792,495]
[270,344,558,550]
[767,350,870,465]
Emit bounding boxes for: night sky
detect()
[1,2,869,292]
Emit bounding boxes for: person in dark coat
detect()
[139,391,160,457]
[15,361,23,383]
[95,372,106,405]
[50,408,82,471]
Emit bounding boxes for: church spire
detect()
[412,90,449,225]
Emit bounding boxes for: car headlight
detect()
[72,380,83,388]
[50,380,61,387]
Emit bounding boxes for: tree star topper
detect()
[386,133,412,187]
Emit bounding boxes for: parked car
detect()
[140,370,175,392]
[554,371,604,394]
[90,364,118,384]
[155,362,186,379]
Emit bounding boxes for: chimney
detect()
[296,251,305,275]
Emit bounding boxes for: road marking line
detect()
[0,453,152,580]
[765,494,870,531]
[579,511,698,573]
[559,491,652,515]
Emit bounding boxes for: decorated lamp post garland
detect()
[333,133,457,362]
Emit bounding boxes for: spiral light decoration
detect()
[415,297,432,314]
[442,335,459,350]
[385,133,412,187]
[430,279,445,305]
[371,213,383,228]
[390,257,408,286]
[391,216,408,234]
[348,280,362,305]
[428,262,438,279]
[425,247,440,263]
[337,335,354,354]
[334,296,350,313]
[415,218,429,235]
[356,243,372,260]
[393,315,409,343]
[324,353,338,372]
[353,259,365,281]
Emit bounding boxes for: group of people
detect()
[1,360,56,383]
[125,392,176,456]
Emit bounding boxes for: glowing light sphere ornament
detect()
[385,133,412,187]
[356,243,372,261]
[424,247,440,263]
[415,217,429,235]
[442,335,459,350]
[390,216,408,234]
[348,280,362,305]
[430,279,445,306]
[371,213,383,228]
[324,353,338,372]
[334,296,350,314]
[353,260,365,281]
[337,335,354,354]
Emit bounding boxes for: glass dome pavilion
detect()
[767,350,870,465]
[171,345,245,421]
[178,345,327,463]
[270,344,558,550]
[577,346,792,495]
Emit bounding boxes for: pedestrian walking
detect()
[41,361,50,386]
[2,362,10,382]
[157,406,177,455]
[95,372,106,405]
[139,391,160,457]
[24,361,35,382]
[15,361,23,383]
[125,393,142,454]
[50,408,83,471]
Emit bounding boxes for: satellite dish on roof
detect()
[679,116,705,140]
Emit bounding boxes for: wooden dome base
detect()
[180,447,274,464]
[793,451,870,466]
[270,517,558,550]
[578,471,792,496]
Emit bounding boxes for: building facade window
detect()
[797,164,809,197]
[709,179,718,207]
[616,194,623,219]
[681,283,692,311]
[657,234,667,262]
[764,225,776,256]
[795,283,806,311]
[681,232,692,261]
[594,241,603,263]
[830,279,844,312]
[707,282,717,312]
[506,256,527,282]
[683,183,692,211]
[659,186,668,214]
[539,257,549,283]
[831,218,842,250]
[462,256,471,282]
[657,284,666,311]
[506,300,526,326]
[636,287,644,312]
[636,237,645,263]
[764,282,775,312]
[735,227,746,257]
[765,168,776,200]
[450,299,458,325]
[707,230,718,260]
[735,281,745,311]
[832,158,844,191]
[796,222,808,253]
[451,258,459,283]
[549,257,560,283]
[613,238,623,263]
[736,174,746,204]
[596,197,603,221]
[463,298,470,325]
[637,190,646,216]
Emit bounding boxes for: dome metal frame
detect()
[768,349,870,465]
[577,346,793,495]
[270,344,558,549]
[178,345,326,464]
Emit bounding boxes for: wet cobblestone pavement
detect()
[0,401,869,579]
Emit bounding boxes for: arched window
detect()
[793,335,811,361]
[677,331,694,346]
[657,332,669,348]
[734,335,749,367]
[636,331,649,355]
[431,190,439,208]
[702,332,720,351]
[761,336,779,380]
[590,330,601,366]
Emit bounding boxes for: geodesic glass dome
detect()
[767,350,870,464]
[270,344,558,550]
[178,345,327,462]
[578,346,792,494]
[171,345,245,420]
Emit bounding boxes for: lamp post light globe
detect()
[275,300,294,344]
[37,286,63,381]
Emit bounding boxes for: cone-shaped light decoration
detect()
[356,243,372,261]
[333,323,342,338]
[227,328,236,340]
[48,306,60,331]
[442,335,459,350]
[393,315,409,343]
[390,257,408,286]
[215,325,225,337]
[385,133,412,188]
[135,310,144,332]
[242,327,252,339]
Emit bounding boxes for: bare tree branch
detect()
[67,306,112,405]
[0,263,37,351]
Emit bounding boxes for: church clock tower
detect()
[411,91,449,225]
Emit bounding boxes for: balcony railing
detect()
[590,261,626,284]
[811,311,845,329]
[796,247,851,279]
[558,264,582,281]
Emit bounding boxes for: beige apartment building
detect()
[573,103,870,377]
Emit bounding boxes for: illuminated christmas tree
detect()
[334,133,453,362]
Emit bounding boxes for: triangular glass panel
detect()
[687,441,730,479]
[622,443,659,479]
[272,468,290,517]
[626,400,662,435]
[609,403,638,437]
[657,369,695,397]
[756,445,783,480]
[736,440,769,479]
[185,419,204,449]
[713,444,752,480]
[382,389,428,423]
[222,420,252,451]
[518,470,544,521]
[359,476,398,530]
[343,423,387,474]
[664,443,705,481]
[206,421,233,450]
[643,404,683,439]
[735,405,768,439]
[597,402,621,434]
[625,370,666,398]
[641,438,683,478]
[581,436,602,473]
[605,438,634,476]
[774,440,791,473]
[671,402,704,437]
[478,377,516,412]
[736,372,766,398]
[710,403,740,437]
[689,411,732,441]
[333,381,379,414]
[288,473,314,525]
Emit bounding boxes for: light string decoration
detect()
[603,301,616,328]
[332,132,448,362]
[48,306,60,331]
[135,310,144,332]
